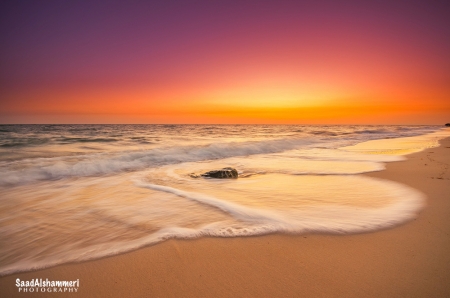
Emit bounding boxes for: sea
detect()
[0,124,448,276]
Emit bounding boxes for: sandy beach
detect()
[1,136,449,298]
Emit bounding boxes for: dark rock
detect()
[445,123,450,127]
[201,167,238,179]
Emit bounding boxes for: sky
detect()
[1,0,449,124]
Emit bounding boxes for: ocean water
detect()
[0,124,448,275]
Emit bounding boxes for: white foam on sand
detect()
[135,174,426,235]
[0,174,426,277]
[1,128,448,276]
[342,128,450,155]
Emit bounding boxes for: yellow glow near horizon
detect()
[2,81,449,124]
[195,85,344,111]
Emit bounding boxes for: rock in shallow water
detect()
[200,167,239,179]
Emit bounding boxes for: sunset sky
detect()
[1,0,449,124]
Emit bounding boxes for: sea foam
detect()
[0,137,370,186]
[0,125,448,276]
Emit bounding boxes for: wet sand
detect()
[1,137,449,298]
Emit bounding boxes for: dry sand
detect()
[1,137,449,298]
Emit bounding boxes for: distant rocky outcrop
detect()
[445,123,450,127]
[192,167,239,179]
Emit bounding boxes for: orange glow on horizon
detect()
[1,1,449,124]
[2,82,449,124]
[2,46,449,125]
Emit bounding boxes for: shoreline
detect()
[1,136,449,297]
